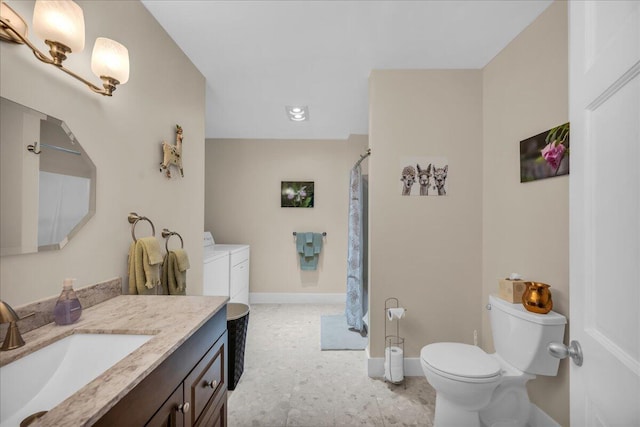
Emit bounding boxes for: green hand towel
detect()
[139,236,163,265]
[127,237,163,295]
[172,248,190,272]
[162,251,187,295]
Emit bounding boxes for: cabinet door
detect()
[185,331,226,424]
[146,385,188,427]
[195,390,226,427]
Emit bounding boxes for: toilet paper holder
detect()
[384,297,406,387]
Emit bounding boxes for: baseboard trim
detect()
[249,292,345,304]
[367,356,424,377]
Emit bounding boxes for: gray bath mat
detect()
[320,314,368,350]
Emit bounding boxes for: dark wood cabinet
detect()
[184,338,225,424]
[95,306,227,427]
[196,387,226,427]
[145,385,186,427]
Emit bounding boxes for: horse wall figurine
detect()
[160,125,184,178]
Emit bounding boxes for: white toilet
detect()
[421,294,566,427]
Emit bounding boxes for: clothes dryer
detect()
[204,232,250,305]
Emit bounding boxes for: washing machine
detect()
[204,232,250,305]
[203,234,230,297]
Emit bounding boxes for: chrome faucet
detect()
[0,300,33,351]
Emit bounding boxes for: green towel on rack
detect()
[162,251,187,295]
[128,237,163,295]
[172,248,190,272]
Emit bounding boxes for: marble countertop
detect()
[0,295,228,426]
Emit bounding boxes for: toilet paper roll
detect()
[387,307,406,321]
[384,346,404,382]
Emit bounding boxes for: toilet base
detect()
[434,394,482,427]
[479,382,531,427]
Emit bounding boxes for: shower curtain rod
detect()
[353,148,371,169]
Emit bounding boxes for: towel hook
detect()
[128,212,156,242]
[161,228,184,252]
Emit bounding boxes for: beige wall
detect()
[204,135,368,295]
[0,0,206,305]
[368,70,484,358]
[482,2,569,425]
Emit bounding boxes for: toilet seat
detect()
[421,342,501,383]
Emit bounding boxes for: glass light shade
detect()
[33,0,85,53]
[91,37,129,84]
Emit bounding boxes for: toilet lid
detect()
[421,342,501,379]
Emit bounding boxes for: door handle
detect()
[547,340,583,366]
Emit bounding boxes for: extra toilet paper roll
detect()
[384,346,404,382]
[387,307,406,321]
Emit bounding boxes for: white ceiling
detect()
[141,1,553,140]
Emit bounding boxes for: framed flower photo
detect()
[520,122,570,183]
[281,181,314,208]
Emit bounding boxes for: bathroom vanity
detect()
[0,294,228,427]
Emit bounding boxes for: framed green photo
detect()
[281,181,314,208]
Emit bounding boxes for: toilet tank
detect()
[489,294,567,376]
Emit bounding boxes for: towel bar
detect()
[161,228,184,252]
[128,212,156,242]
[292,232,327,236]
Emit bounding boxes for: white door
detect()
[569,1,639,425]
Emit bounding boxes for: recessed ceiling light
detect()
[285,105,309,122]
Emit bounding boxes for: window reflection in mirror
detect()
[0,97,96,256]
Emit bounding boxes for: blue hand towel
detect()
[313,233,323,254]
[296,233,305,253]
[304,243,314,257]
[296,232,323,270]
[299,254,319,270]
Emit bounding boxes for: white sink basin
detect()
[0,333,153,427]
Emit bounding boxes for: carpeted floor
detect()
[227,303,435,426]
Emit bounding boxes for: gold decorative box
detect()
[498,279,527,303]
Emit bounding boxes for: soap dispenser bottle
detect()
[53,278,82,325]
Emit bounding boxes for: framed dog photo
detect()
[281,181,315,208]
[399,157,448,196]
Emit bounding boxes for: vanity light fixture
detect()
[286,105,309,122]
[0,0,129,96]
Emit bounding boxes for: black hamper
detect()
[227,303,250,390]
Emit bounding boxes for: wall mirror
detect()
[0,97,96,256]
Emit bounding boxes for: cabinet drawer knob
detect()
[205,379,218,389]
[178,401,190,413]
